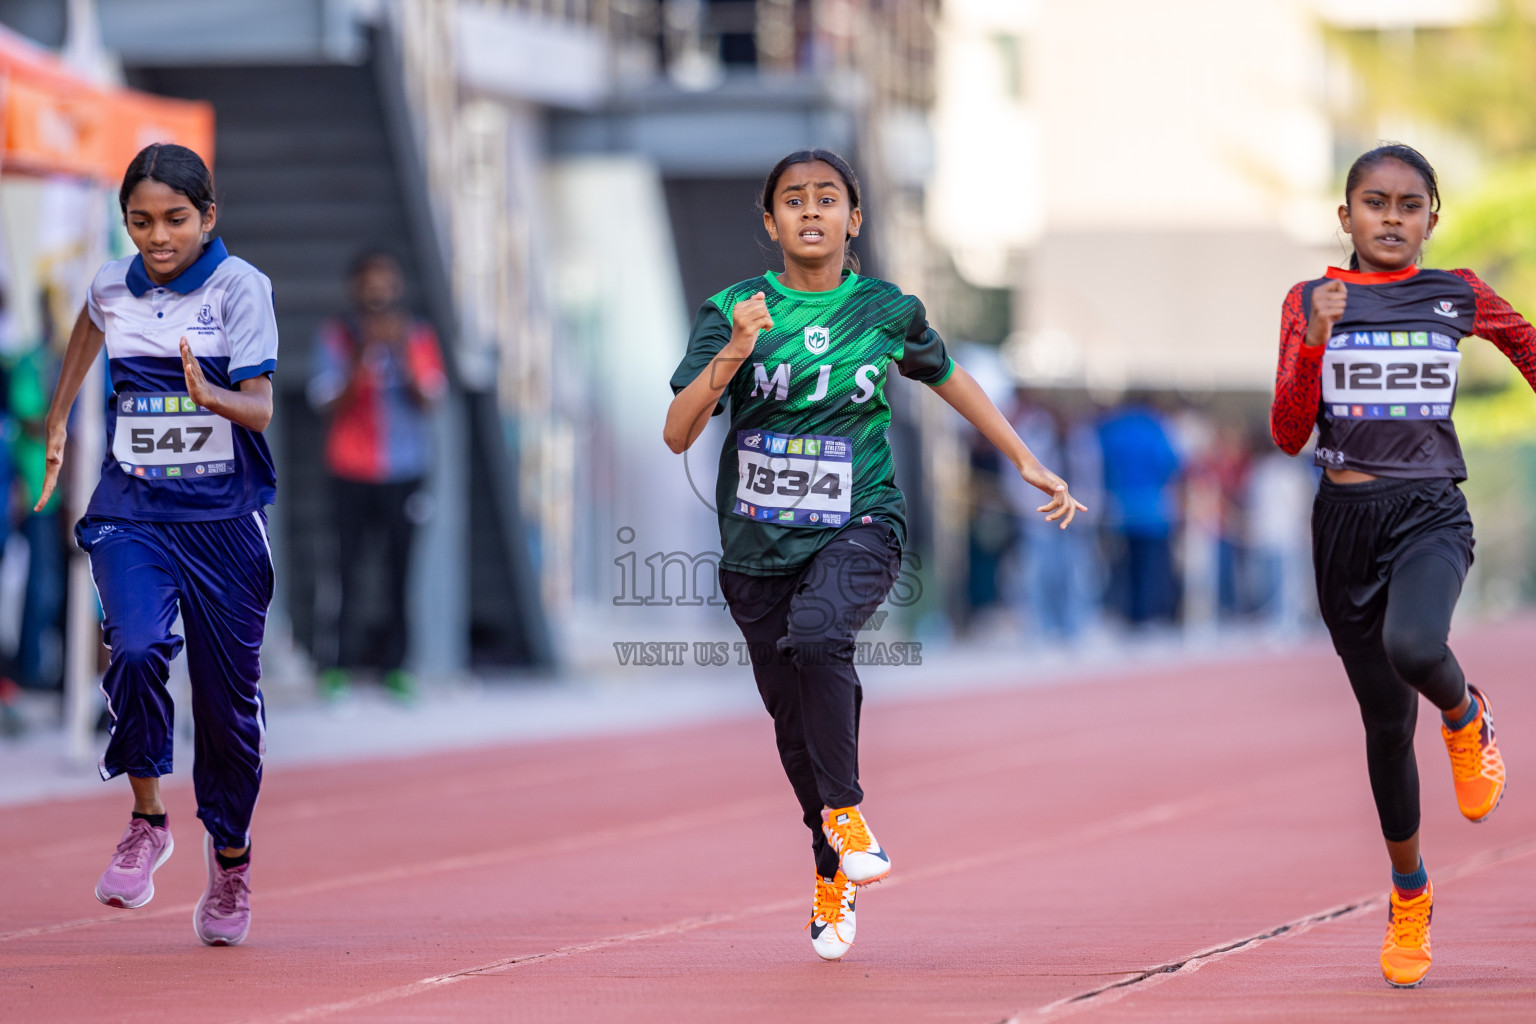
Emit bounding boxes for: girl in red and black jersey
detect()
[1271,144,1530,989]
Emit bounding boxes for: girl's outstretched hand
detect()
[35,418,66,512]
[1023,466,1087,529]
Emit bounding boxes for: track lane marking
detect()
[1009,835,1536,1022]
[0,747,752,865]
[242,895,810,1024]
[0,660,1248,866]
[238,791,1230,1023]
[0,796,785,943]
[0,735,1079,942]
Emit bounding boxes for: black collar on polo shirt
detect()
[126,237,229,298]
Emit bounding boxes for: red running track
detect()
[3,623,1535,1023]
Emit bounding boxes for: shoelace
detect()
[111,820,157,872]
[208,866,251,917]
[826,811,873,854]
[1444,720,1486,781]
[1388,894,1431,949]
[806,876,849,935]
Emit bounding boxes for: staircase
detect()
[129,55,549,669]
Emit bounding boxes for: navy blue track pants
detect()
[77,513,274,850]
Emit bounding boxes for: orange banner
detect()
[0,29,213,183]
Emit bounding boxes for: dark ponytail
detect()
[760,149,862,273]
[119,143,216,218]
[1342,143,1439,270]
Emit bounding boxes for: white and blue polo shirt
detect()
[86,238,278,521]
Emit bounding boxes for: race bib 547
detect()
[113,393,235,480]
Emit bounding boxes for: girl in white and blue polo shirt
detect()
[38,144,277,947]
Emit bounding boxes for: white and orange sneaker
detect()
[1442,684,1505,823]
[807,869,857,961]
[822,806,890,885]
[1381,881,1433,988]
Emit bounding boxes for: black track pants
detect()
[720,522,901,878]
[1313,476,1473,843]
[329,476,421,672]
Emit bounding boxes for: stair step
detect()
[215,126,391,165]
[218,201,407,240]
[230,237,416,276]
[201,86,380,124]
[142,66,379,113]
[216,164,399,203]
[274,314,328,351]
[268,279,350,315]
[124,60,545,665]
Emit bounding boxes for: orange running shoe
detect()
[806,869,857,961]
[1442,684,1505,823]
[1381,881,1433,988]
[821,806,890,885]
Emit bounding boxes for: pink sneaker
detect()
[194,835,252,946]
[95,817,174,909]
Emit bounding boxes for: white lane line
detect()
[0,733,1071,943]
[1010,835,1536,1022]
[0,798,782,944]
[240,792,1228,1024]
[245,896,808,1024]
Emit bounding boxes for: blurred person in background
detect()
[1002,387,1098,642]
[1245,444,1315,635]
[9,287,68,696]
[1060,397,1107,626]
[308,251,446,702]
[1097,394,1182,628]
[961,428,1014,633]
[1188,419,1253,620]
[0,284,17,736]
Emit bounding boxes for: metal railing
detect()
[382,0,938,623]
[454,0,935,95]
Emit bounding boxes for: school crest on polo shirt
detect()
[804,325,830,355]
[188,303,221,337]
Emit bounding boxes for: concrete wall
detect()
[932,0,1340,390]
[0,0,363,62]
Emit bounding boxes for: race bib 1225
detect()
[1321,331,1460,420]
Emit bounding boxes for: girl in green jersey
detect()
[665,150,1085,961]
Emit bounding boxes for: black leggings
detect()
[1313,476,1474,843]
[1339,554,1467,842]
[720,522,901,878]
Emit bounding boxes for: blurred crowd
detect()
[961,388,1320,645]
[0,287,70,733]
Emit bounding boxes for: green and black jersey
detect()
[669,270,954,576]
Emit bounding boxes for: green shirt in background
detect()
[10,345,58,514]
[669,270,954,576]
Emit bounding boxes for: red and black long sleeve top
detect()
[1270,265,1536,480]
